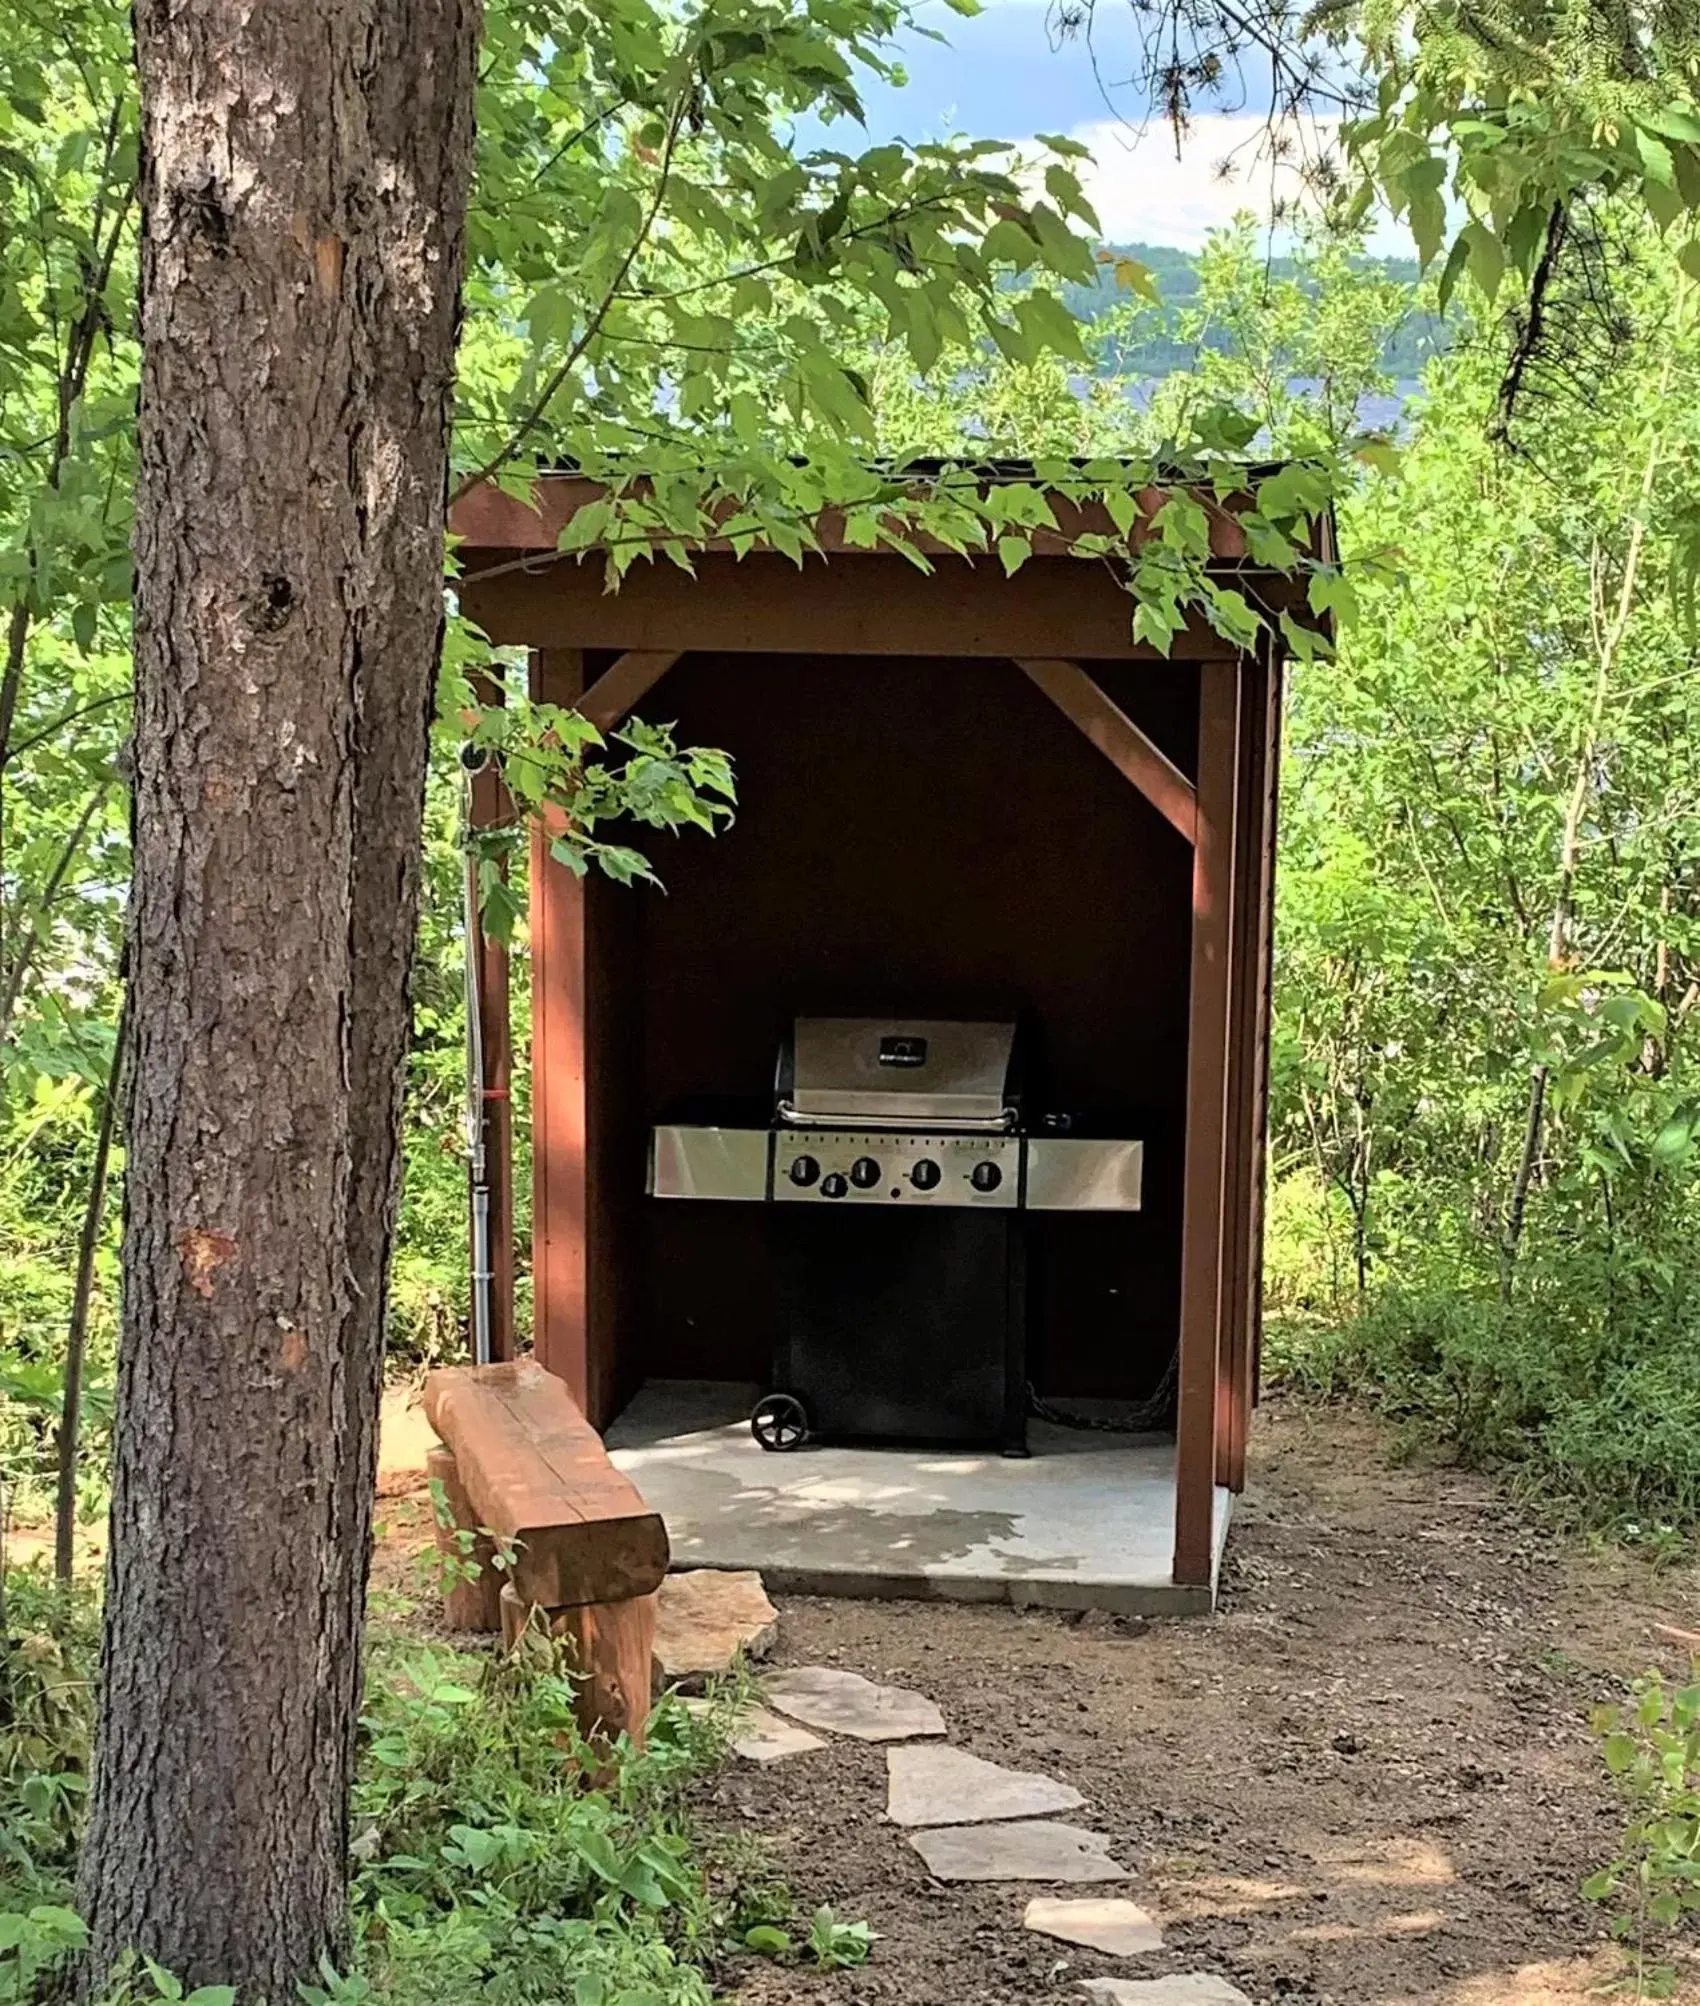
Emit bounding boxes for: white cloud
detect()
[1058,112,1414,257]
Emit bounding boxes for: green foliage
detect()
[1056,238,1449,382]
[1585,1670,1700,1997]
[0,1577,829,2006]
[450,685,737,911]
[0,0,135,1098]
[421,1478,521,1603]
[459,0,1106,493]
[741,1902,874,1968]
[344,1637,818,2004]
[1348,0,1700,297]
[0,1577,96,1887]
[0,1903,86,2003]
[1261,209,1700,1527]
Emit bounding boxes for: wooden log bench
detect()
[421,1358,669,1749]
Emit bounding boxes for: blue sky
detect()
[824,0,1403,254]
[852,0,1138,144]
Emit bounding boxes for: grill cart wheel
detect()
[751,1392,810,1452]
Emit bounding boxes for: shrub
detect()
[1585,1670,1700,1998]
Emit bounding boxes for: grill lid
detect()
[779,1017,1019,1128]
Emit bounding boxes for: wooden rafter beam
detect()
[1014,657,1197,843]
[577,649,682,734]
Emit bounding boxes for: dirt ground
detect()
[705,1395,1700,2006]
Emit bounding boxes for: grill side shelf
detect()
[1024,1136,1145,1211]
[647,1125,771,1201]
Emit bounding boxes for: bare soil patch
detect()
[703,1395,1700,2006]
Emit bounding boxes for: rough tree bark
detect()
[76,1,481,1994]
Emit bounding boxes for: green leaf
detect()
[1652,1115,1694,1163]
[1401,155,1450,269]
[996,534,1029,577]
[1637,124,1678,188]
[1604,1732,1640,1775]
[1014,288,1087,362]
[1307,568,1360,626]
[145,1958,185,2000]
[1132,599,1179,656]
[1644,105,1700,145]
[1463,221,1505,300]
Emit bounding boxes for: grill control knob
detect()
[909,1159,941,1190]
[850,1155,882,1189]
[820,1172,849,1199]
[788,1155,820,1188]
[969,1160,1003,1193]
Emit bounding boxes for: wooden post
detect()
[525,651,680,1427]
[1249,648,1285,1408]
[529,649,595,1414]
[469,673,515,1362]
[1173,658,1240,1587]
[1216,648,1271,1490]
[498,1583,658,1753]
[426,1444,503,1633]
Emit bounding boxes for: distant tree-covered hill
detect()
[1064,242,1449,380]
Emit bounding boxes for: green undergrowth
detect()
[0,1571,849,2006]
[1585,1671,1700,1998]
[1264,1174,1700,1543]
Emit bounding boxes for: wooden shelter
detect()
[448,470,1327,1591]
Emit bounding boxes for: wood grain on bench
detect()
[423,1359,669,1609]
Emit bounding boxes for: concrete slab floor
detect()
[607,1380,1232,1616]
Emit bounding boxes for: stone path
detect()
[908,1819,1128,1884]
[731,1645,1257,2002]
[762,1664,947,1742]
[886,1743,1084,1828]
[653,1568,778,1686]
[1024,1896,1165,1955]
[683,1698,826,1763]
[1080,1980,1253,2004]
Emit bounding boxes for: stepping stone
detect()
[763,1665,946,1743]
[907,1820,1128,1883]
[681,1698,824,1763]
[1079,1979,1251,2005]
[729,1703,826,1764]
[1025,1895,1163,1954]
[887,1744,1084,1827]
[654,1569,778,1684]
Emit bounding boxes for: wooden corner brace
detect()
[576,650,682,735]
[1014,657,1197,844]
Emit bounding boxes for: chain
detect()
[1026,1347,1178,1434]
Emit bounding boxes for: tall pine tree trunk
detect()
[78,0,480,1993]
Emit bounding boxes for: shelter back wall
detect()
[619,651,1199,1409]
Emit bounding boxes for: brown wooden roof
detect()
[449,466,1337,573]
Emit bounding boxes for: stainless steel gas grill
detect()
[648,1016,1144,1453]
